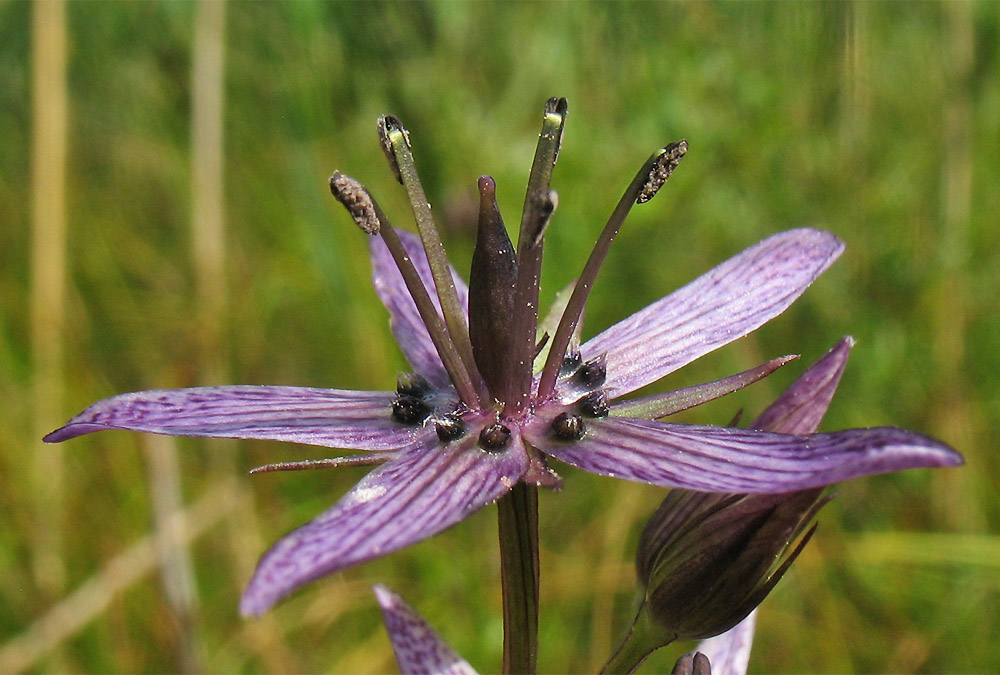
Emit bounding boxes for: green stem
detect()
[497,482,539,674]
[601,607,669,675]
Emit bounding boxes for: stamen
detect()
[378,115,487,401]
[329,173,483,407]
[609,355,798,420]
[434,414,466,442]
[536,141,688,401]
[392,395,431,425]
[551,412,585,441]
[505,97,568,416]
[574,354,607,389]
[329,172,381,234]
[579,390,609,418]
[396,372,433,398]
[560,351,583,374]
[377,115,408,185]
[478,423,512,451]
[637,140,688,204]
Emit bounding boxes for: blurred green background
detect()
[2,1,997,672]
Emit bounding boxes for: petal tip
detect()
[238,587,274,618]
[372,583,397,609]
[43,427,68,443]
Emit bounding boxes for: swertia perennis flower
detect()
[45,99,962,617]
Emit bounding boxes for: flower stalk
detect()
[497,483,540,674]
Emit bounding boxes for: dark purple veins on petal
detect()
[535,418,963,493]
[240,434,528,616]
[373,584,476,675]
[44,386,429,452]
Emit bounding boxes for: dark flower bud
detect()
[637,490,828,641]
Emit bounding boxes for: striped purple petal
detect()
[44,386,427,452]
[371,229,470,387]
[752,336,853,434]
[533,418,962,493]
[240,433,529,616]
[374,584,478,675]
[581,229,844,398]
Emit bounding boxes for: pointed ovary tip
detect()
[478,175,496,200]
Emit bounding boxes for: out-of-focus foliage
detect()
[2,2,997,672]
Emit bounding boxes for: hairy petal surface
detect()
[695,610,757,675]
[583,229,844,397]
[374,584,479,675]
[44,386,427,451]
[535,418,962,493]
[371,229,470,387]
[240,434,529,616]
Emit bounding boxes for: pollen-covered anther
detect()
[478,423,512,452]
[579,390,610,418]
[391,395,431,425]
[637,139,688,204]
[396,373,432,398]
[575,355,607,389]
[560,351,583,375]
[551,412,585,441]
[434,414,466,443]
[329,172,381,234]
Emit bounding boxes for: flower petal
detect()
[44,386,428,451]
[240,434,529,616]
[751,336,852,434]
[371,229,470,387]
[533,418,963,493]
[581,229,844,397]
[374,584,479,675]
[695,610,757,675]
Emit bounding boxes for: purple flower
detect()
[45,99,962,617]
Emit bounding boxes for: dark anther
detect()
[391,395,431,425]
[396,373,432,398]
[575,355,607,389]
[560,351,583,375]
[478,423,512,452]
[637,139,688,204]
[579,390,609,418]
[434,415,466,443]
[551,412,585,441]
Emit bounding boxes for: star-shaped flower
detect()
[45,99,961,617]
